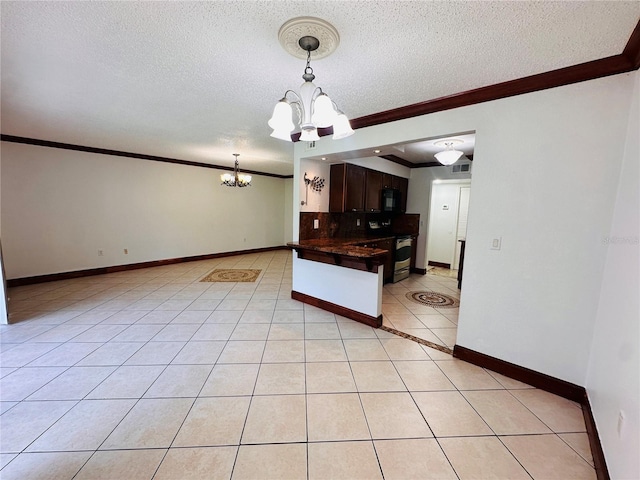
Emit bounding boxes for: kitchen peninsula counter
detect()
[287,236,397,276]
[288,236,394,261]
[288,236,396,328]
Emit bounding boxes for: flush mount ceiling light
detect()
[221,154,252,187]
[434,139,464,166]
[268,17,354,142]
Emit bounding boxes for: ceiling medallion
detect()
[278,17,340,60]
[269,17,353,142]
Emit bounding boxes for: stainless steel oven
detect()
[393,235,413,283]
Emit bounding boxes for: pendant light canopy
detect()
[269,18,354,142]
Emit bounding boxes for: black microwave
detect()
[381,188,401,212]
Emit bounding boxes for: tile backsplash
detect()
[299,212,419,240]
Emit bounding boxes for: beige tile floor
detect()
[1,251,596,479]
[382,267,460,350]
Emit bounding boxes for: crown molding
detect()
[350,20,640,130]
[0,135,293,179]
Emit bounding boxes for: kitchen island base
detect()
[291,255,383,328]
[291,290,382,328]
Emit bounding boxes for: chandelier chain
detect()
[305,49,313,76]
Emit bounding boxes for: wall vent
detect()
[451,163,471,174]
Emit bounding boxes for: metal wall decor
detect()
[301,172,325,205]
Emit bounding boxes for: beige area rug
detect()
[200,269,261,283]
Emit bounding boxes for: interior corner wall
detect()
[283,177,294,243]
[1,142,288,279]
[0,242,7,324]
[585,69,639,480]
[293,72,635,389]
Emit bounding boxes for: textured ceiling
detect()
[1,1,639,175]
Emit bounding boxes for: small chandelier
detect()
[221,154,252,187]
[434,139,464,166]
[268,18,354,142]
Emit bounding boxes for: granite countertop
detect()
[287,236,396,259]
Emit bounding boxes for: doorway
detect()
[426,180,472,274]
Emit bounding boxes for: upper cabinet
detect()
[393,176,409,213]
[330,163,366,212]
[330,163,409,213]
[365,170,383,212]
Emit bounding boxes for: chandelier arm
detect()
[282,90,301,103]
[311,86,325,102]
[281,90,304,127]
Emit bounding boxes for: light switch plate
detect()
[313,219,319,229]
[491,237,502,250]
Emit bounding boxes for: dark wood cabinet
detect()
[393,176,409,213]
[365,170,383,212]
[345,164,365,212]
[410,235,417,272]
[382,173,393,189]
[330,163,365,212]
[378,238,395,283]
[330,163,409,214]
[355,237,395,283]
[329,164,346,212]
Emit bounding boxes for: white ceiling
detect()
[2,1,638,176]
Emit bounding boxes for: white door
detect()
[426,181,471,269]
[453,186,471,270]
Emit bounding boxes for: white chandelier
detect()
[434,139,465,166]
[268,18,354,142]
[221,154,252,187]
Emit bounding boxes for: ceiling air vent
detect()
[451,163,471,174]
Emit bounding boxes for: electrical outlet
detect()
[98,249,104,256]
[124,248,128,255]
[356,219,361,227]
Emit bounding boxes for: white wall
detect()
[586,70,639,480]
[1,142,290,279]
[293,258,383,318]
[456,77,633,386]
[295,72,635,385]
[292,70,637,476]
[283,178,294,243]
[299,158,331,213]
